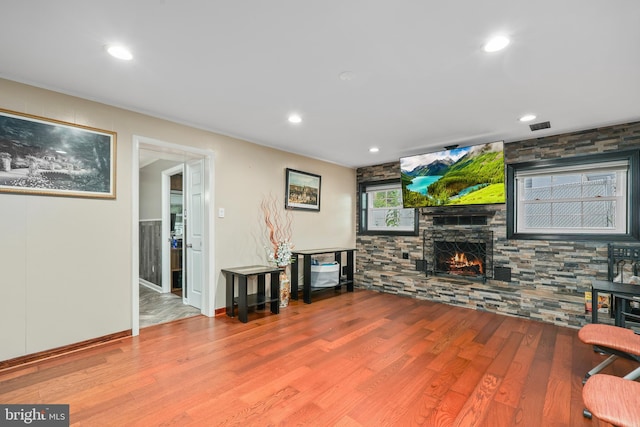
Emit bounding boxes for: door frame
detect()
[131,135,215,336]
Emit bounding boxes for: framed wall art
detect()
[0,108,116,199]
[285,168,321,211]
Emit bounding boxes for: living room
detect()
[1,2,640,425]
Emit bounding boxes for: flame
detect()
[447,251,484,274]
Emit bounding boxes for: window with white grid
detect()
[514,160,628,234]
[359,181,418,235]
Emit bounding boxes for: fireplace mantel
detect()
[420,206,502,226]
[432,215,487,226]
[421,205,501,216]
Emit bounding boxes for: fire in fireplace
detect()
[434,241,486,278]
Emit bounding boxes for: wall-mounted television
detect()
[400,141,505,208]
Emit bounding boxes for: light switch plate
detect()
[218,208,225,218]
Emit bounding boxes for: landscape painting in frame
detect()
[0,109,116,199]
[285,168,321,211]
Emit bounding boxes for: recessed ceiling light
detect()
[288,114,302,124]
[483,35,510,53]
[339,71,356,81]
[106,45,133,60]
[519,114,537,122]
[369,147,379,153]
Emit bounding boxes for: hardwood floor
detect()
[0,289,633,426]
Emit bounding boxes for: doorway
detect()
[132,136,215,335]
[161,159,205,309]
[169,172,183,297]
[162,165,185,297]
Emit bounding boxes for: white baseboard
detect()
[139,278,162,292]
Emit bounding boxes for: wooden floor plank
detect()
[511,323,557,426]
[483,400,518,427]
[453,373,502,426]
[493,321,543,408]
[0,289,633,426]
[541,330,574,426]
[423,389,468,427]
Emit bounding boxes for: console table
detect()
[591,280,640,325]
[291,248,355,304]
[222,265,281,323]
[590,244,640,325]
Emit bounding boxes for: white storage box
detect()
[310,262,340,288]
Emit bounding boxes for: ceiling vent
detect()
[529,121,551,131]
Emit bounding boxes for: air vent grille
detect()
[529,121,551,131]
[433,215,487,226]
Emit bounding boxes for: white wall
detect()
[0,78,356,361]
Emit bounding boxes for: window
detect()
[507,151,640,241]
[359,180,418,235]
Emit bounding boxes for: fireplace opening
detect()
[424,229,493,281]
[435,241,486,277]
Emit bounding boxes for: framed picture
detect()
[285,168,321,211]
[0,108,116,199]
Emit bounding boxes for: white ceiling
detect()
[1,1,639,168]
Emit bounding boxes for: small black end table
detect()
[222,265,281,323]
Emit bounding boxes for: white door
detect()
[185,158,204,309]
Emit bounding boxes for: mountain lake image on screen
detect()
[400,141,505,208]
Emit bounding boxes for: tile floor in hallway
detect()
[139,284,202,328]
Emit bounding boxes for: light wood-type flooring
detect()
[0,289,634,426]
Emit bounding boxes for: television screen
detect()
[400,141,505,208]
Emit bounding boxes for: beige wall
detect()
[139,159,182,221]
[0,78,356,361]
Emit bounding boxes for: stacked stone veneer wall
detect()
[356,121,640,328]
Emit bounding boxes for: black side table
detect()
[590,280,640,325]
[290,248,355,304]
[222,265,281,323]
